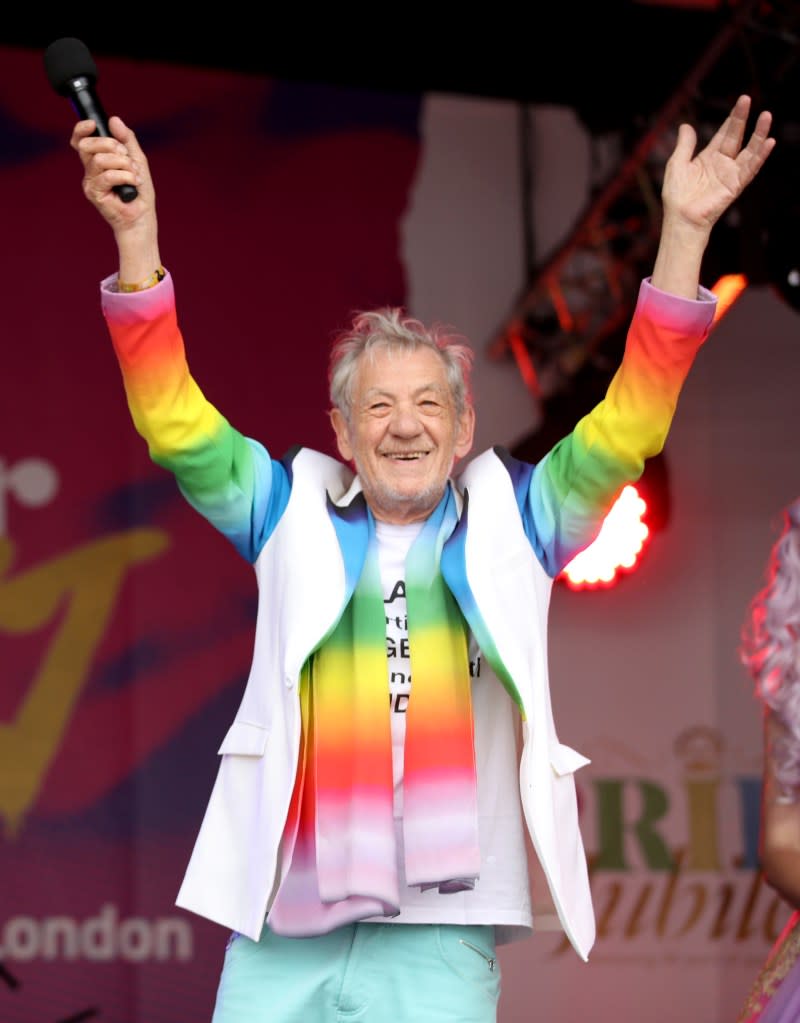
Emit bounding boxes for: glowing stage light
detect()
[555,273,748,593]
[711,273,748,322]
[560,484,650,590]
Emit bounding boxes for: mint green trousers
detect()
[211,922,500,1022]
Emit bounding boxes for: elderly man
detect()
[70,94,774,1022]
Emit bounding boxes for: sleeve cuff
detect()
[637,277,717,336]
[100,270,175,324]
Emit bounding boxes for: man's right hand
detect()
[70,115,161,284]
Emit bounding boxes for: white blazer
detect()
[176,446,595,961]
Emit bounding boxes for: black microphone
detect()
[44,36,138,203]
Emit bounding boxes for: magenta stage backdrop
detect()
[0,44,421,1021]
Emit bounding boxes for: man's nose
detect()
[389,403,423,436]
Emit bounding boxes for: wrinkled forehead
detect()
[352,343,453,397]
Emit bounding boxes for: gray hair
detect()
[328,307,474,422]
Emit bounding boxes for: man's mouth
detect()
[382,451,429,461]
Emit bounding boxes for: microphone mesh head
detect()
[44,37,98,95]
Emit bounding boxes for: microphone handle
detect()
[68,77,138,203]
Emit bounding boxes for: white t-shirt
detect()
[367,520,533,944]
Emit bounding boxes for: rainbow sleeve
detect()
[101,272,290,562]
[523,279,717,576]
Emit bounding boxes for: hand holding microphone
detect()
[44,37,138,203]
[49,38,162,286]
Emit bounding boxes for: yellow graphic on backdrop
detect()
[0,529,168,838]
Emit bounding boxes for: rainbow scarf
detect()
[268,486,480,936]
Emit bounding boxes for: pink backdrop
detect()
[5,40,799,1023]
[0,45,420,1021]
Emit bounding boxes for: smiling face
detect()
[330,344,475,524]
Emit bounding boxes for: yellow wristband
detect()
[118,267,166,293]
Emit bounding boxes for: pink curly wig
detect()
[741,498,800,792]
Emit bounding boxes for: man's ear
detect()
[454,405,475,460]
[330,408,354,461]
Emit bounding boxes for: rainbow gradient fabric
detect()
[102,270,716,935]
[102,272,714,580]
[268,487,480,935]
